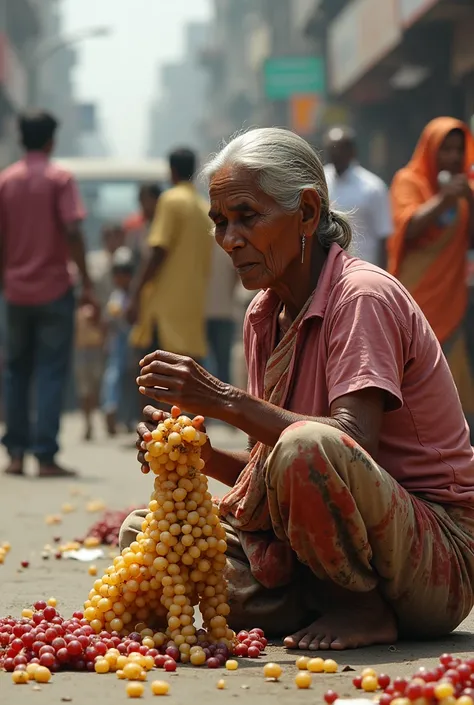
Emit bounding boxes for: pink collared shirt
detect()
[0,151,86,305]
[244,244,474,506]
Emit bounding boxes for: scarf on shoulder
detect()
[219,295,313,588]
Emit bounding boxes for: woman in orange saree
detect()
[388,117,474,431]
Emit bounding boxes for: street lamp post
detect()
[29,26,111,108]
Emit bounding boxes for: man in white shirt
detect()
[324,126,393,268]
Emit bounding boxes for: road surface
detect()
[1,414,473,704]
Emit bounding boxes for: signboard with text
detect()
[263,56,325,101]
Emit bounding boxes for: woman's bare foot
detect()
[284,589,397,651]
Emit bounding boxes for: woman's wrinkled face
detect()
[437,129,465,175]
[208,167,302,290]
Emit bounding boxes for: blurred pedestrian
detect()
[102,246,135,436]
[388,117,474,433]
[0,110,95,477]
[324,126,392,268]
[128,148,212,369]
[93,222,125,306]
[205,235,238,384]
[74,302,104,441]
[123,183,162,269]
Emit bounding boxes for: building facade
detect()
[0,0,37,166]
[147,22,210,162]
[313,0,474,181]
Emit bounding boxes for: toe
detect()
[297,634,313,650]
[284,631,305,649]
[318,634,333,650]
[309,635,323,650]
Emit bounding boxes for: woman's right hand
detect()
[136,405,212,473]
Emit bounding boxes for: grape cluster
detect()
[348,655,474,705]
[82,407,234,664]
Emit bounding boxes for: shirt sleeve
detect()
[147,193,180,251]
[370,183,393,239]
[57,175,86,224]
[325,293,407,411]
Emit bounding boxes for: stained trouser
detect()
[120,421,474,638]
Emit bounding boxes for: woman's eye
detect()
[241,213,256,223]
[215,219,227,229]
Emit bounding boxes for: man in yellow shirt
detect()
[128,148,212,363]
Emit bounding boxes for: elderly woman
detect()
[120,128,474,651]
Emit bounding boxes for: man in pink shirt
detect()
[0,111,94,477]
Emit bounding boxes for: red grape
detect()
[380,695,393,705]
[440,653,453,666]
[56,648,69,663]
[67,640,82,656]
[39,652,56,668]
[406,682,424,700]
[393,678,407,694]
[378,674,391,689]
[324,690,339,704]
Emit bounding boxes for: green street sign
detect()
[263,56,326,101]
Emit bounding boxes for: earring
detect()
[301,233,306,264]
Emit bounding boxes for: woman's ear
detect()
[300,188,321,237]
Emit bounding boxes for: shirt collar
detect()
[247,243,347,329]
[331,161,358,180]
[24,151,49,163]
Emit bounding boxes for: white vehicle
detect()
[53,157,169,250]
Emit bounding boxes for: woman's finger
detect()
[139,350,183,368]
[137,451,146,465]
[137,421,154,440]
[137,372,180,390]
[142,405,169,423]
[139,386,176,403]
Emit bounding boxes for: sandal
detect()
[38,462,78,478]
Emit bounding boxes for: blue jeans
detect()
[102,327,134,424]
[2,289,75,462]
[206,319,234,384]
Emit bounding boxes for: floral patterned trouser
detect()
[120,421,474,638]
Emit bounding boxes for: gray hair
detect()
[201,127,352,251]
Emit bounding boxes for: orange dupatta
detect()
[387,117,474,344]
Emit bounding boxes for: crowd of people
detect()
[72,147,239,444]
[0,110,472,480]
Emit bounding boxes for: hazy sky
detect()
[63,0,211,157]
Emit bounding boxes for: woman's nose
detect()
[221,224,245,252]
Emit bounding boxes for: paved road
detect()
[1,414,473,704]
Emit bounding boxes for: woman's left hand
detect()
[137,350,232,419]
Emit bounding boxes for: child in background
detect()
[74,302,105,441]
[102,247,135,436]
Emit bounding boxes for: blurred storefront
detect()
[0,0,38,167]
[314,0,474,181]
